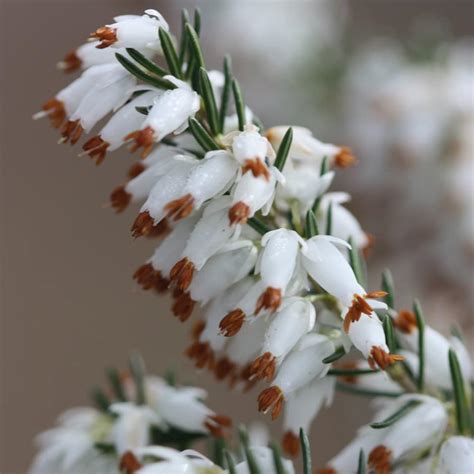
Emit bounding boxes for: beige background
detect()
[1,1,472,473]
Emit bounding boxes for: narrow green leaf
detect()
[357,449,366,474]
[305,210,319,238]
[320,156,329,175]
[252,115,265,132]
[449,349,470,435]
[185,24,205,70]
[126,48,167,77]
[194,8,202,36]
[219,55,232,133]
[270,442,287,474]
[212,437,226,468]
[159,27,182,79]
[381,269,395,309]
[188,118,220,152]
[383,315,397,353]
[336,381,403,398]
[199,68,220,136]
[94,442,115,454]
[239,426,261,474]
[135,106,150,116]
[129,352,146,405]
[178,9,190,64]
[224,450,237,474]
[91,386,110,412]
[248,216,271,235]
[232,79,245,131]
[274,128,293,172]
[106,368,127,402]
[450,323,464,342]
[348,236,366,287]
[325,202,333,235]
[328,367,379,377]
[299,428,312,474]
[115,53,174,90]
[370,400,420,429]
[164,369,176,386]
[413,300,425,391]
[322,346,346,364]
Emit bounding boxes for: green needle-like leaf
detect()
[357,449,366,474]
[232,79,245,131]
[274,128,293,172]
[212,437,226,468]
[159,27,182,79]
[299,428,312,474]
[106,367,127,402]
[381,269,395,309]
[248,216,271,235]
[326,202,333,235]
[320,156,329,175]
[305,210,319,238]
[328,367,379,377]
[239,426,261,474]
[270,442,287,474]
[125,48,167,77]
[188,118,220,152]
[370,400,420,429]
[129,352,146,405]
[185,24,205,70]
[91,386,110,412]
[323,346,346,364]
[383,314,397,353]
[348,236,366,287]
[413,300,425,391]
[224,450,237,474]
[178,9,190,64]
[115,53,174,90]
[199,68,220,136]
[219,55,232,133]
[449,349,471,435]
[194,8,202,36]
[336,382,403,398]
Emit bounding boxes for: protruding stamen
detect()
[343,294,374,332]
[334,147,357,168]
[125,127,155,158]
[214,357,236,380]
[242,158,270,181]
[255,287,282,314]
[40,98,66,128]
[82,136,110,165]
[228,202,250,225]
[146,219,170,239]
[282,430,300,457]
[58,50,82,73]
[219,309,245,337]
[249,352,276,381]
[119,451,142,474]
[90,26,118,49]
[172,291,196,322]
[61,119,83,145]
[169,257,195,291]
[369,346,404,371]
[257,386,284,420]
[362,233,375,258]
[368,445,392,474]
[204,414,232,438]
[110,185,131,213]
[393,310,417,334]
[191,319,206,341]
[185,340,215,369]
[133,263,156,290]
[164,194,195,221]
[131,211,155,238]
[127,162,146,179]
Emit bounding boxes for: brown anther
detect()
[257,386,284,420]
[365,291,388,299]
[255,287,282,314]
[204,414,232,438]
[334,147,357,168]
[153,272,170,293]
[282,430,300,457]
[369,346,404,371]
[214,357,236,380]
[237,364,258,392]
[133,263,156,291]
[61,119,83,145]
[228,202,250,225]
[131,211,155,238]
[242,158,270,180]
[185,340,215,369]
[59,50,82,73]
[249,352,276,381]
[146,219,170,239]
[343,294,374,333]
[90,26,118,49]
[119,451,142,474]
[362,233,375,258]
[219,309,246,337]
[368,445,392,474]
[110,185,131,213]
[393,310,417,334]
[125,127,155,158]
[127,162,146,180]
[42,98,66,128]
[336,361,360,384]
[315,468,337,474]
[82,136,110,165]
[172,291,196,322]
[191,319,206,341]
[164,193,195,221]
[169,257,195,291]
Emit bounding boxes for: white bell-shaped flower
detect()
[126,78,200,157]
[258,333,334,420]
[58,41,122,73]
[249,297,316,381]
[232,125,272,165]
[436,436,474,474]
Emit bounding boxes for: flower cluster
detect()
[35,6,473,472]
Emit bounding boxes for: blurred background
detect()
[1,0,472,472]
